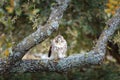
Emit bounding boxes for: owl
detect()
[48,35,67,61]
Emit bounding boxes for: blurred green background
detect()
[0,0,120,80]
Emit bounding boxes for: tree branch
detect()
[12,51,104,72]
[0,2,120,74]
[0,8,120,73]
[94,9,120,52]
[10,0,70,63]
[0,0,71,74]
[0,51,108,73]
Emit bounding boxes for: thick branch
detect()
[94,9,120,53]
[0,9,119,73]
[0,0,71,74]
[10,0,70,63]
[0,2,120,74]
[0,51,104,73]
[13,9,120,73]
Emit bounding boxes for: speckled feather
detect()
[48,35,67,59]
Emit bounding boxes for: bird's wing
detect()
[48,45,52,57]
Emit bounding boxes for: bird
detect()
[48,35,67,61]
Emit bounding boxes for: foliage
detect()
[104,0,120,16]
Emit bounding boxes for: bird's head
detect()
[55,35,64,44]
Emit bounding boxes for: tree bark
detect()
[0,1,120,74]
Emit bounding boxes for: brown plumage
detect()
[48,35,67,60]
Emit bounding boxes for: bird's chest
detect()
[52,45,64,53]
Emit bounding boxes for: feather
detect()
[48,46,52,57]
